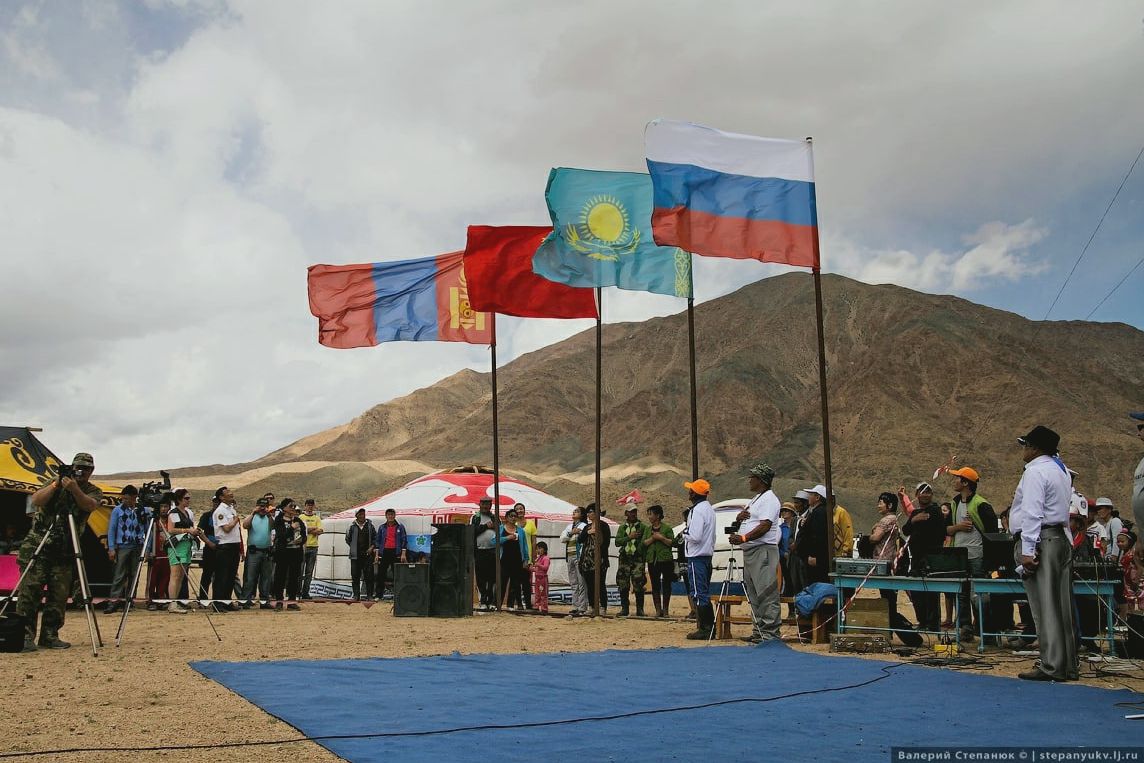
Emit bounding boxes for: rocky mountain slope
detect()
[112,274,1144,529]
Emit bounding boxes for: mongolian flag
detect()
[531,168,693,298]
[463,225,598,319]
[644,119,820,269]
[306,252,491,348]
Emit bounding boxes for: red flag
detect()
[463,226,598,319]
[616,489,643,506]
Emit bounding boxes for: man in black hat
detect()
[1009,425,1076,681]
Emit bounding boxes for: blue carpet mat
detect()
[192,644,1141,762]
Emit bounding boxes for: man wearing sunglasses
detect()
[16,452,104,651]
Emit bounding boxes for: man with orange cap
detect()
[682,478,716,640]
[946,466,998,641]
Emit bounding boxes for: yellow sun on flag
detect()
[580,196,629,243]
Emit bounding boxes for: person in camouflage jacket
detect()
[614,504,650,617]
[16,452,103,651]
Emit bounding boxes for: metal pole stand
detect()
[710,546,762,643]
[119,513,221,644]
[114,517,156,646]
[64,509,103,657]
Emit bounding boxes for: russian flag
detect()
[645,119,819,269]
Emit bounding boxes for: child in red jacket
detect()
[532,542,550,613]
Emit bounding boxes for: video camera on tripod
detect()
[137,470,172,513]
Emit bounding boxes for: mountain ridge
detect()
[105,274,1144,529]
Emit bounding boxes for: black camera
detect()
[724,520,742,535]
[56,464,75,479]
[138,470,172,512]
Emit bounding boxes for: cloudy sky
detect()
[2,1,1142,473]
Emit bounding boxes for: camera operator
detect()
[16,453,103,651]
[211,487,242,612]
[104,484,146,614]
[728,463,782,643]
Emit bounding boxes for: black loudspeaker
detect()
[393,563,430,617]
[1127,612,1144,659]
[0,614,25,653]
[925,547,969,577]
[430,523,474,618]
[982,532,1015,575]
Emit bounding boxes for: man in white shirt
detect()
[1009,425,1076,682]
[729,462,782,643]
[211,486,243,612]
[682,479,716,640]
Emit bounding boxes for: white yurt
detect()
[311,466,618,599]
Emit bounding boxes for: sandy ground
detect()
[4,599,1142,763]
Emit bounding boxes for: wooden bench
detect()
[712,595,753,639]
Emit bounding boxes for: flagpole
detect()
[593,286,603,618]
[807,136,834,577]
[812,268,835,577]
[687,297,699,480]
[491,314,502,612]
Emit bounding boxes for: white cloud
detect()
[1,0,1141,471]
[825,219,1049,293]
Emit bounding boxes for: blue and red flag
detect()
[306,251,491,348]
[644,119,820,269]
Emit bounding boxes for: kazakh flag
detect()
[532,168,693,298]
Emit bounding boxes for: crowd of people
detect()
[471,500,552,612]
[7,414,1142,678]
[102,488,329,615]
[675,423,1143,683]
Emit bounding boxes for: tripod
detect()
[0,501,104,656]
[710,544,763,643]
[115,510,220,646]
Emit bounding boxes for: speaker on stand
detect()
[393,563,430,617]
[430,523,474,618]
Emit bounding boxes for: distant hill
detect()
[107,274,1144,530]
